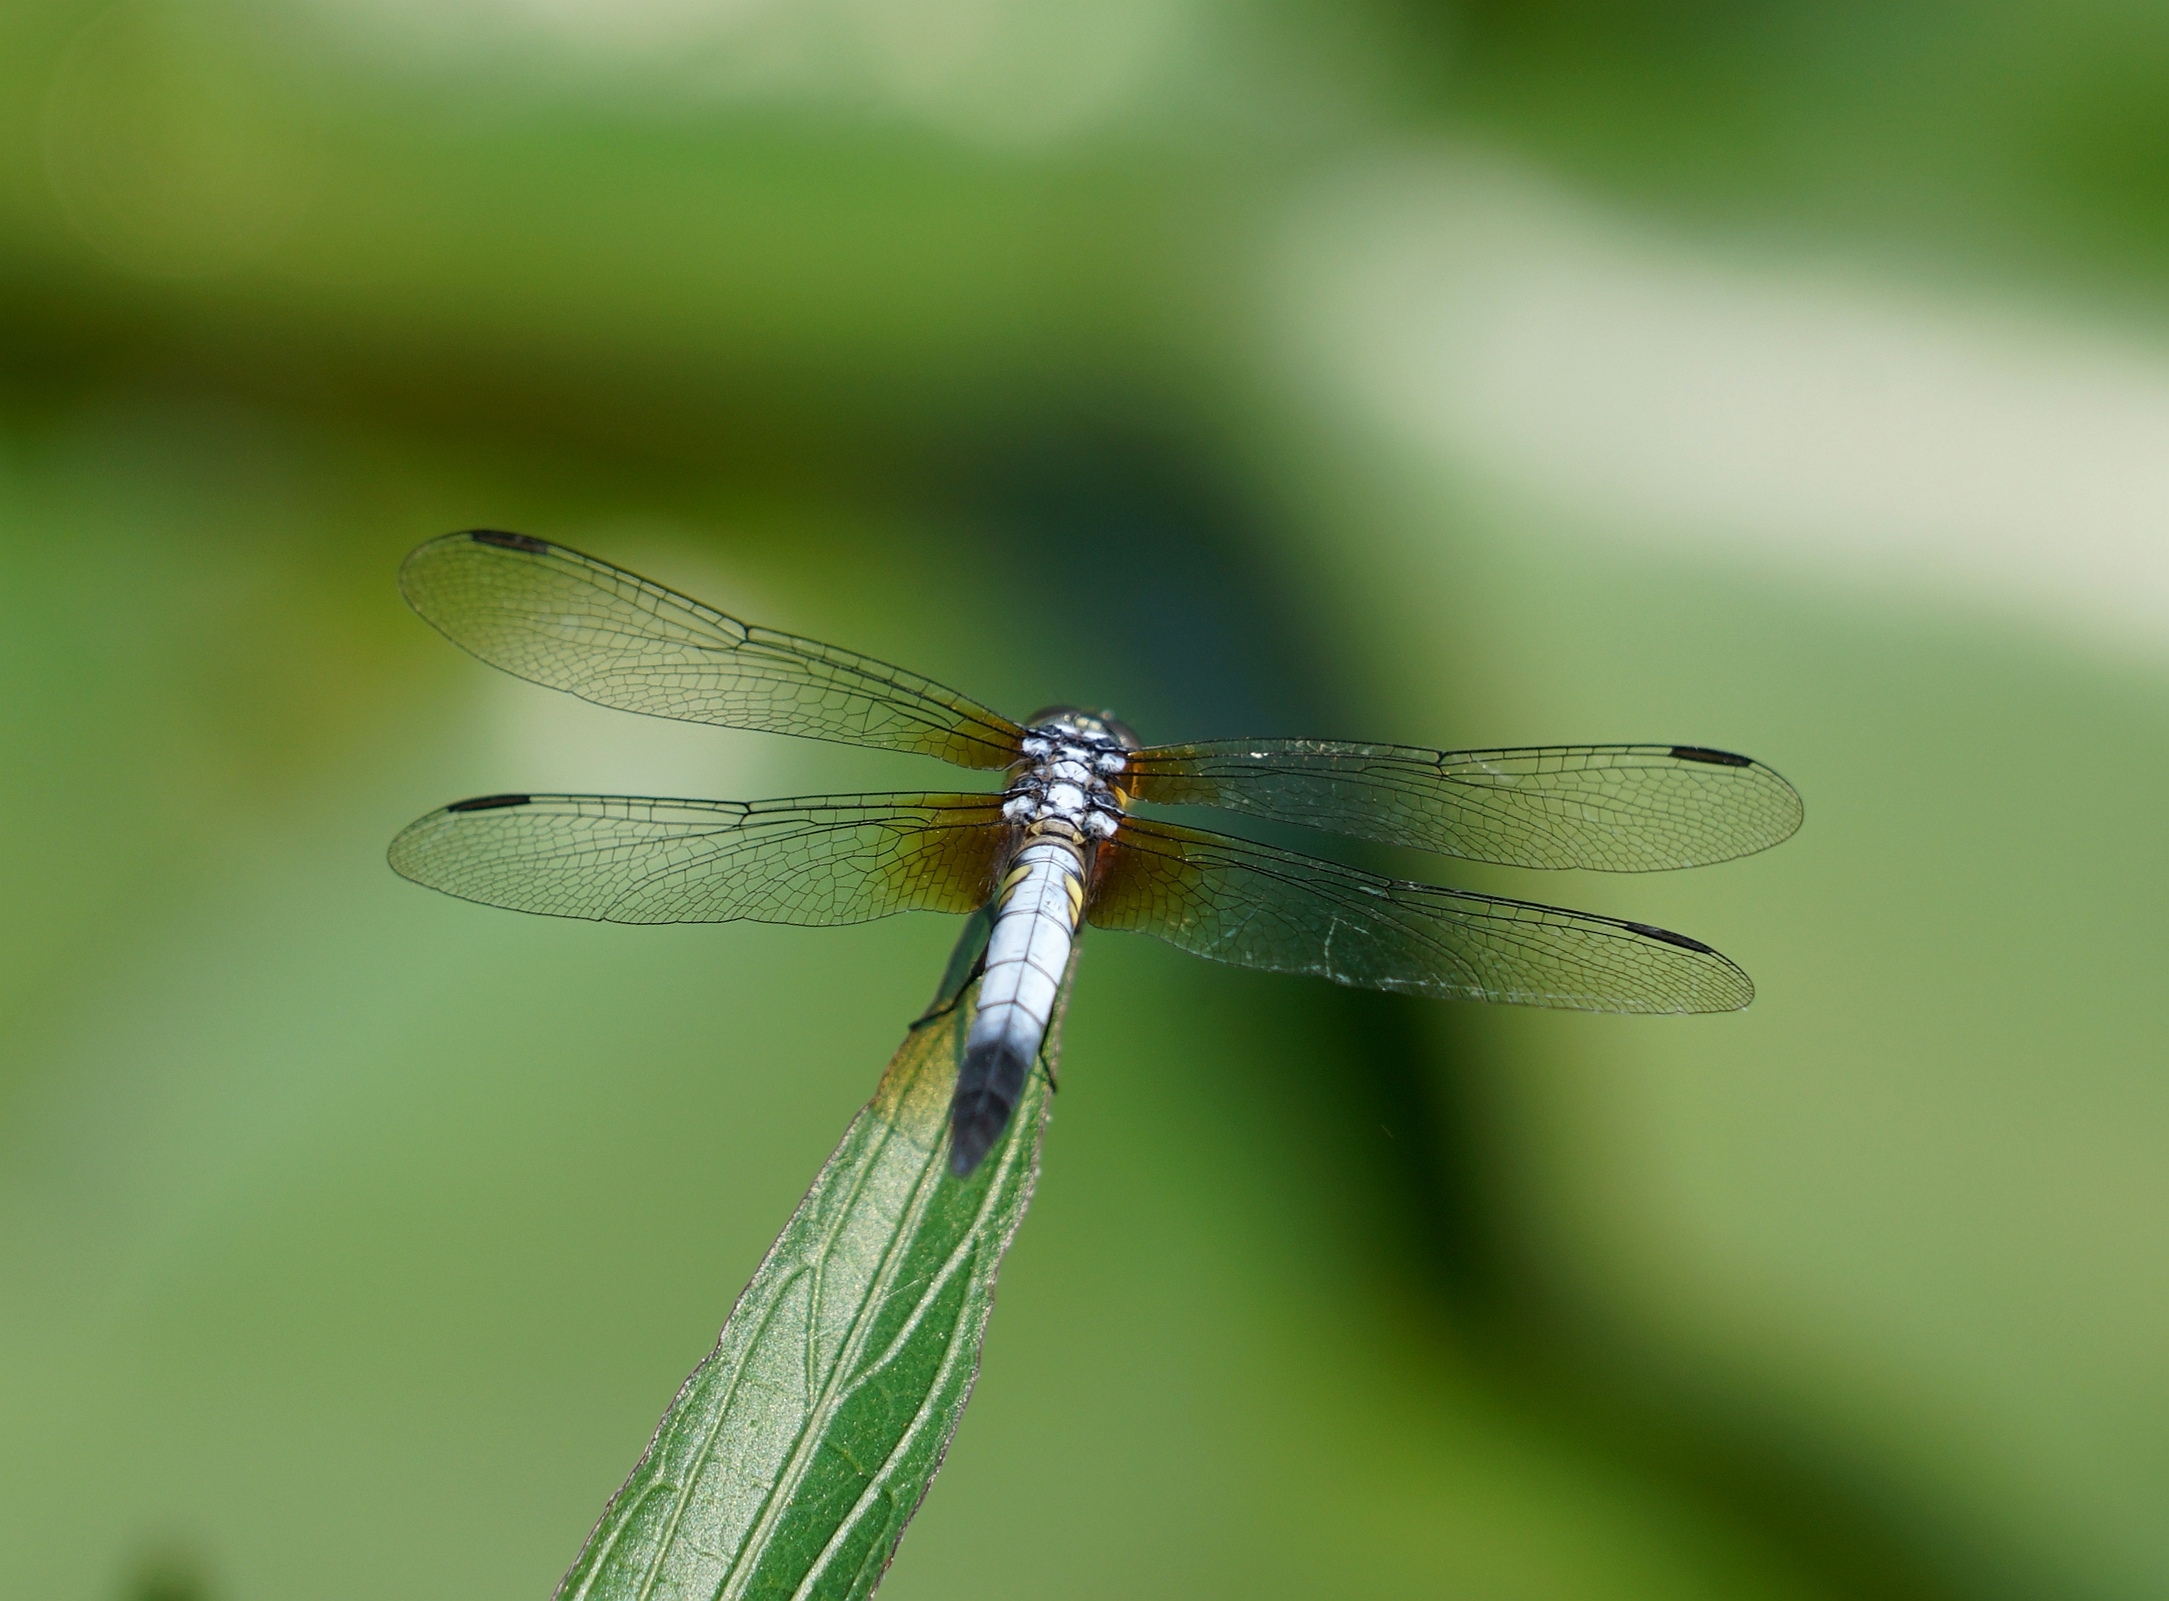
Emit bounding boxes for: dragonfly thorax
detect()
[1004,719,1130,841]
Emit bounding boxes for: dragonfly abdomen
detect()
[952,833,1082,1175]
[950,717,1133,1175]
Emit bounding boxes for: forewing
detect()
[1087,817,1751,1012]
[401,531,1024,769]
[389,793,1007,925]
[1124,741,1801,870]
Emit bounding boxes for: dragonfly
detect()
[389,530,1801,1176]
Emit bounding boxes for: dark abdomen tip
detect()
[949,1038,1031,1177]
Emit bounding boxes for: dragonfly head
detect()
[1027,706,1140,750]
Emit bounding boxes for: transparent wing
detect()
[1123,741,1801,871]
[388,792,1008,925]
[401,531,1025,769]
[1087,816,1751,1012]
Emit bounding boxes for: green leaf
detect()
[558,916,1062,1601]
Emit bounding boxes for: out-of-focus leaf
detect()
[558,911,1060,1601]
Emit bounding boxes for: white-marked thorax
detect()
[1002,711,1134,868]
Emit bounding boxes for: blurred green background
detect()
[5,1,2168,1597]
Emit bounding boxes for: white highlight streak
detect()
[1285,156,2169,658]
